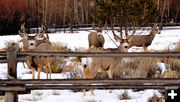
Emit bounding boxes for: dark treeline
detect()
[0,0,180,35]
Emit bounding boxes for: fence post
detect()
[4,43,19,102]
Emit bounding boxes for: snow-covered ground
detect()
[1,27,180,102]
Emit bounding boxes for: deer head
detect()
[92,22,107,35]
[19,23,47,50]
[110,21,136,52]
[152,23,160,34]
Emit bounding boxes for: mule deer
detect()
[128,24,160,51]
[19,23,52,79]
[88,23,107,49]
[83,25,132,96]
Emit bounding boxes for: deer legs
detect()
[45,60,51,79]
[143,45,148,52]
[31,68,35,79]
[108,66,113,93]
[83,65,114,96]
[37,67,42,79]
[83,66,97,96]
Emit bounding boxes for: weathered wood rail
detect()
[0,43,180,102]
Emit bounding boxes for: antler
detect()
[127,22,137,40]
[92,23,98,31]
[102,21,108,31]
[18,22,28,38]
[153,23,158,27]
[111,20,123,42]
[35,23,46,38]
[38,23,46,34]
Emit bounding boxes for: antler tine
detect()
[92,23,98,31]
[18,22,28,38]
[38,23,46,34]
[102,21,108,31]
[111,20,122,41]
[131,23,136,36]
[127,22,137,40]
[20,22,27,34]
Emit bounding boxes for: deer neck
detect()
[149,31,156,40]
[20,39,30,51]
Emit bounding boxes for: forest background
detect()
[0,0,180,35]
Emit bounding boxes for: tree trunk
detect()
[80,0,84,25]
[63,0,67,25]
[159,0,167,30]
[74,0,79,25]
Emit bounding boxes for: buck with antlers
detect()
[88,23,107,49]
[83,23,134,96]
[128,24,160,51]
[18,23,52,79]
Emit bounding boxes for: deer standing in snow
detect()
[18,23,52,79]
[88,23,107,49]
[83,23,134,96]
[128,24,160,51]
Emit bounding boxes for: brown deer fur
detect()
[19,23,52,79]
[88,32,105,48]
[83,29,130,95]
[128,24,160,51]
[88,23,107,49]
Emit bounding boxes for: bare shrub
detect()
[48,43,70,73]
[93,57,159,79]
[52,90,60,95]
[0,96,4,100]
[147,94,164,102]
[86,100,98,102]
[51,42,70,52]
[159,40,180,78]
[117,57,159,78]
[161,67,179,78]
[173,41,180,52]
[63,58,84,79]
[119,91,131,100]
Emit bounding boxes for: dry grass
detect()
[50,57,66,73]
[52,90,60,95]
[0,96,4,100]
[173,41,180,52]
[51,42,71,52]
[92,57,160,79]
[5,41,16,49]
[34,91,43,96]
[48,43,70,73]
[62,58,84,78]
[157,40,180,78]
[147,94,164,102]
[119,91,131,100]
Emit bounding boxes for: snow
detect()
[1,27,179,102]
[18,89,161,102]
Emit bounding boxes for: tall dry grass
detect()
[147,94,164,102]
[94,57,160,79]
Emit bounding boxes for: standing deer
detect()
[83,24,133,96]
[18,23,52,79]
[128,24,160,51]
[88,23,107,49]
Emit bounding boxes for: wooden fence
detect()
[0,43,180,102]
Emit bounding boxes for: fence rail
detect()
[2,51,180,58]
[0,79,180,92]
[0,43,180,102]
